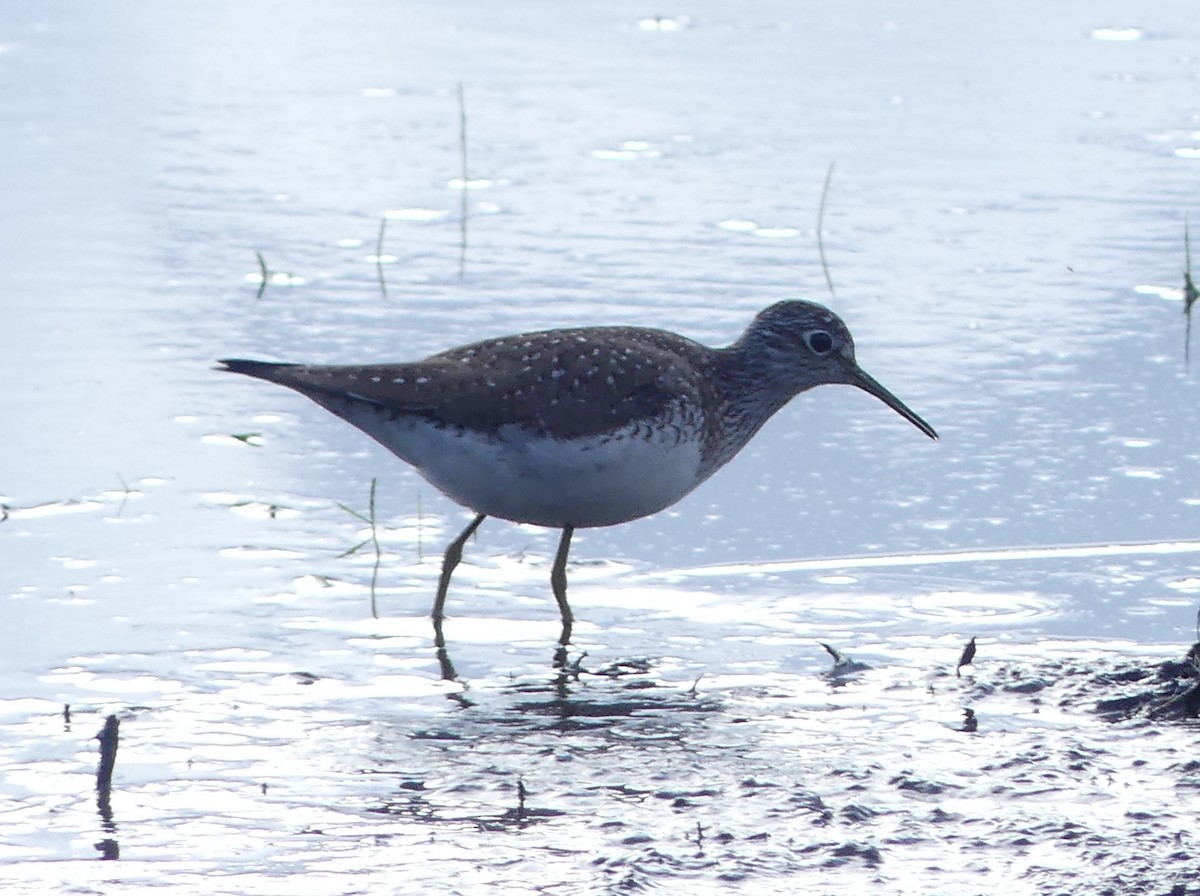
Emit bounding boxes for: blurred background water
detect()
[2,2,1199,892]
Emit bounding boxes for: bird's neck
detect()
[698,345,806,477]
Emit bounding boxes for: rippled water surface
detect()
[3,1,1200,892]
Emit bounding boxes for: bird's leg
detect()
[551,525,575,648]
[431,513,486,648]
[436,647,458,683]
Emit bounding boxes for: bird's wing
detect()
[220,327,712,440]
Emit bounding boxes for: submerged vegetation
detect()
[1184,216,1198,366]
[337,477,384,618]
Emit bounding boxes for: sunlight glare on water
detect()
[2,0,1200,893]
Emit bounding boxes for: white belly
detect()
[369,416,705,528]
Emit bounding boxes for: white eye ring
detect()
[805,330,834,355]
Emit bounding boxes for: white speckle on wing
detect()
[393,377,406,384]
[415,376,429,384]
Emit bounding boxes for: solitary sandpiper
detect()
[219,300,937,648]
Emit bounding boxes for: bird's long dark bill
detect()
[850,367,939,440]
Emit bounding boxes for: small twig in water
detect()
[1184,215,1198,368]
[96,715,119,795]
[337,478,383,618]
[114,472,132,516]
[956,636,977,677]
[457,82,469,278]
[376,215,389,299]
[95,714,120,837]
[820,641,845,665]
[816,161,837,300]
[255,250,270,300]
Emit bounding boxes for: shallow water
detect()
[3,1,1200,892]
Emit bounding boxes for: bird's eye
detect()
[805,330,834,355]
